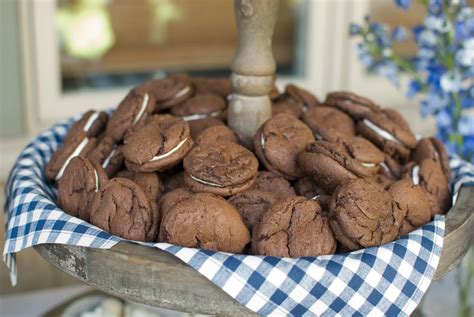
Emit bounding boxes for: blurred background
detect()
[0,0,472,316]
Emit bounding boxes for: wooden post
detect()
[228,0,279,146]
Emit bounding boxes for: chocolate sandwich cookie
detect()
[90,178,159,242]
[58,157,108,221]
[379,154,403,180]
[228,189,277,232]
[325,91,380,120]
[357,111,417,163]
[135,73,193,110]
[159,192,250,253]
[404,159,451,216]
[294,176,331,210]
[45,133,97,182]
[411,137,451,180]
[252,171,296,199]
[254,113,315,180]
[171,93,226,121]
[329,178,403,251]
[272,97,304,118]
[122,115,193,172]
[193,77,232,98]
[188,117,225,140]
[183,141,259,196]
[105,90,156,142]
[388,178,431,236]
[302,106,356,139]
[195,125,240,145]
[285,84,320,111]
[116,170,164,204]
[298,141,381,192]
[65,110,108,144]
[88,136,124,178]
[383,108,411,131]
[252,196,336,257]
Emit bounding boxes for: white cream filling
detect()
[55,138,89,180]
[102,147,117,168]
[363,119,402,145]
[182,111,221,122]
[315,133,323,140]
[380,162,390,173]
[412,165,420,186]
[260,132,266,149]
[83,112,99,132]
[361,162,377,168]
[311,195,320,201]
[189,174,225,188]
[172,85,191,100]
[149,138,188,162]
[93,168,99,193]
[132,93,149,125]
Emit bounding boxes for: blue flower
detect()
[416,29,438,47]
[407,80,422,98]
[420,92,449,117]
[356,43,374,67]
[392,26,408,41]
[394,0,411,10]
[425,14,450,33]
[440,71,462,93]
[374,61,400,87]
[458,115,474,135]
[349,23,363,36]
[462,135,474,162]
[427,0,443,15]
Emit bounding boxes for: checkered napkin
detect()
[4,115,474,316]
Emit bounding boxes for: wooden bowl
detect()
[34,186,474,315]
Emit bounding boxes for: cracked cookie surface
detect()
[252,196,336,257]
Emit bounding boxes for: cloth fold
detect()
[3,115,474,316]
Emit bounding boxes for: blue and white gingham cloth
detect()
[4,114,474,316]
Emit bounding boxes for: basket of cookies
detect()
[4,72,474,316]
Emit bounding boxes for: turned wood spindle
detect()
[228,0,279,146]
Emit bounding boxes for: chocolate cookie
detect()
[411,137,451,180]
[252,196,336,257]
[254,113,315,180]
[171,93,226,121]
[135,73,193,110]
[159,192,250,253]
[272,97,304,118]
[188,117,226,140]
[228,189,277,232]
[58,157,108,221]
[252,171,296,199]
[379,154,403,181]
[404,159,451,216]
[195,125,240,145]
[294,176,331,210]
[65,110,108,144]
[357,111,417,163]
[122,115,193,172]
[88,136,124,178]
[45,133,98,182]
[90,178,159,242]
[285,84,320,111]
[159,188,194,219]
[325,91,380,120]
[183,142,258,196]
[105,91,156,142]
[193,77,232,98]
[298,141,380,192]
[302,106,356,139]
[329,178,403,251]
[116,170,163,204]
[388,178,431,236]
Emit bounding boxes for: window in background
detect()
[56,0,308,92]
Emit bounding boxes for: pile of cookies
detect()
[45,74,452,257]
